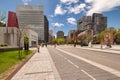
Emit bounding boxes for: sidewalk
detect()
[77,45,120,54]
[11,47,61,80]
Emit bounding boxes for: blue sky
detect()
[0,0,120,36]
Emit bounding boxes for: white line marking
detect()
[67,59,79,68]
[56,53,80,69]
[74,65,79,68]
[67,59,74,64]
[56,48,120,77]
[81,70,96,80]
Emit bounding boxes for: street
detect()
[47,45,120,80]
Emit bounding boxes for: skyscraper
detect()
[44,16,49,43]
[92,13,107,34]
[77,13,107,35]
[16,5,44,41]
[77,16,92,31]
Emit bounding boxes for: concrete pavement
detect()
[11,44,119,80]
[11,47,61,80]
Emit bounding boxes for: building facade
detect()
[57,31,64,38]
[49,29,54,43]
[77,13,107,35]
[0,27,18,46]
[0,27,38,47]
[77,16,92,31]
[44,16,49,43]
[16,5,44,41]
[21,29,38,47]
[68,30,75,39]
[7,11,18,28]
[68,30,81,40]
[92,13,107,34]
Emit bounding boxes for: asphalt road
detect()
[47,45,120,80]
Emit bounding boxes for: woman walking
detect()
[37,44,40,53]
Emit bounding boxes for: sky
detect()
[0,0,120,36]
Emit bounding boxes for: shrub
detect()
[0,44,4,47]
[4,43,8,46]
[0,43,8,47]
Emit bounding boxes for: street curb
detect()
[5,50,36,80]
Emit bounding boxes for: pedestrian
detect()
[74,41,76,47]
[37,44,40,53]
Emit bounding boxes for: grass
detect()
[0,50,32,74]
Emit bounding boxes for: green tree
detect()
[114,29,120,44]
[52,38,65,44]
[17,29,29,59]
[66,38,74,44]
[56,38,65,44]
[96,31,104,44]
[23,30,29,51]
[52,39,57,44]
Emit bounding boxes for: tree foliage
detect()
[52,38,65,44]
[114,28,120,44]
[66,38,74,44]
[96,31,105,44]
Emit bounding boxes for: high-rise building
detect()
[16,5,44,41]
[44,16,49,43]
[77,16,92,31]
[92,13,107,34]
[77,13,107,35]
[7,11,18,28]
[49,29,54,43]
[57,31,64,38]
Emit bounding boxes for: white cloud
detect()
[67,17,76,25]
[85,0,93,3]
[67,3,86,14]
[52,22,64,27]
[49,15,54,18]
[22,0,32,5]
[85,0,120,16]
[60,0,79,5]
[54,4,67,15]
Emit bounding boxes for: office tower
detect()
[77,13,107,35]
[77,16,92,31]
[16,5,44,41]
[92,13,107,34]
[44,16,49,43]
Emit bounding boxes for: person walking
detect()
[74,41,76,47]
[37,44,40,53]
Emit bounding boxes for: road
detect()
[47,45,120,80]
